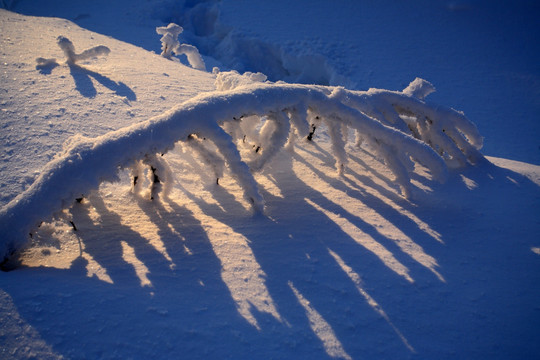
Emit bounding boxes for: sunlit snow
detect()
[1,1,539,359]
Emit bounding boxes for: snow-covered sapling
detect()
[156,23,183,59]
[156,23,206,70]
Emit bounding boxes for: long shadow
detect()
[131,191,344,359]
[3,153,539,358]
[68,63,136,100]
[179,147,540,358]
[69,193,167,286]
[290,151,445,280]
[2,191,280,359]
[180,151,423,358]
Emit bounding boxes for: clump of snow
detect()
[402,77,436,100]
[214,69,268,91]
[156,22,206,70]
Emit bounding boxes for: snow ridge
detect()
[0,78,482,263]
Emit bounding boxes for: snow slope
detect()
[11,0,540,164]
[0,9,214,208]
[1,3,540,360]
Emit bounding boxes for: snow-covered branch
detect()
[0,78,483,263]
[329,78,484,167]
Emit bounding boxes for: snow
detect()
[1,2,539,360]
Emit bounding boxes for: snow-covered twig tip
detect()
[156,23,205,70]
[0,76,484,264]
[156,23,183,59]
[56,36,110,64]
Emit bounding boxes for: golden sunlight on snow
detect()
[306,198,414,283]
[121,241,152,287]
[17,134,447,334]
[184,202,283,330]
[293,145,445,283]
[328,249,415,352]
[289,281,352,360]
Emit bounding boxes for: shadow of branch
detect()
[68,63,136,100]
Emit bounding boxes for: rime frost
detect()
[0,77,484,263]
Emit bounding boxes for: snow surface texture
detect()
[1,4,539,360]
[0,70,486,263]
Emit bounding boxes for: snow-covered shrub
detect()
[0,77,484,264]
[156,23,206,70]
